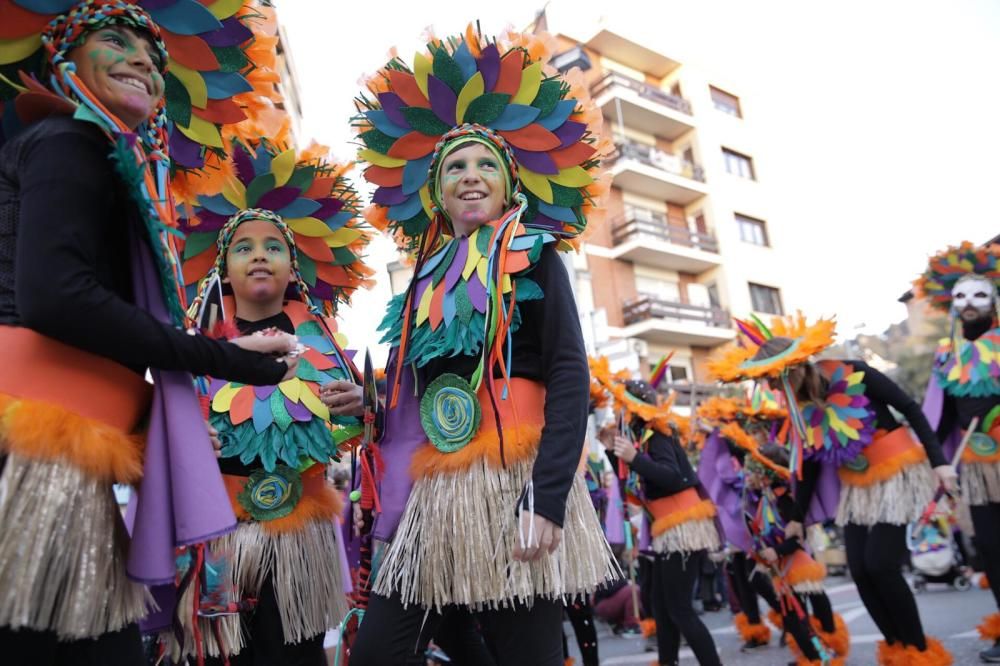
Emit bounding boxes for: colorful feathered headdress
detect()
[707,312,836,383]
[719,421,790,481]
[180,140,373,318]
[914,241,1000,313]
[354,24,608,253]
[589,355,688,438]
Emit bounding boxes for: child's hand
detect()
[207,423,221,458]
[760,547,778,563]
[320,380,364,416]
[784,520,804,540]
[612,435,637,463]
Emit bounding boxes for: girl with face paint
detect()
[0,2,294,663]
[708,315,955,666]
[917,242,1000,663]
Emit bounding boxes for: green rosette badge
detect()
[420,373,482,453]
[237,464,303,521]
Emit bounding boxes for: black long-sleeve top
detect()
[935,318,1000,437]
[0,116,285,386]
[416,245,589,528]
[606,430,698,501]
[795,359,947,516]
[773,487,804,556]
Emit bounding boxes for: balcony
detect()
[585,28,681,78]
[621,295,734,346]
[609,140,709,205]
[592,72,695,140]
[609,208,721,273]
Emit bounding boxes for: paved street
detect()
[566,575,996,665]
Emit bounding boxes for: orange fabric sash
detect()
[782,548,826,586]
[839,427,927,487]
[410,378,547,478]
[962,425,1000,464]
[646,487,717,537]
[223,464,343,535]
[0,326,151,433]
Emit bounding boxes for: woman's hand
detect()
[933,464,958,494]
[612,435,637,463]
[320,380,364,416]
[513,513,563,562]
[784,520,804,540]
[231,331,298,355]
[207,423,221,458]
[760,547,778,563]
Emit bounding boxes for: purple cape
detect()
[922,374,961,462]
[603,471,625,546]
[125,231,237,632]
[698,431,751,551]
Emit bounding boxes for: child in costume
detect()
[170,140,372,664]
[916,242,1000,663]
[0,2,294,663]
[708,313,956,666]
[594,369,722,666]
[348,26,619,665]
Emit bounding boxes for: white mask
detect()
[951,275,996,316]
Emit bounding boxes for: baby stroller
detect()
[907,491,972,593]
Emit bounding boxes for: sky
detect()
[276,0,999,358]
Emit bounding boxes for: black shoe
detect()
[981,640,1000,663]
[703,600,723,612]
[741,638,768,652]
[644,635,657,653]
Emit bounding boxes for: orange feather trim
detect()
[876,640,895,665]
[720,421,790,480]
[838,444,927,487]
[978,612,1000,641]
[707,312,836,382]
[785,622,844,666]
[649,498,716,536]
[810,612,850,656]
[783,551,827,586]
[734,612,771,644]
[883,637,953,666]
[963,445,1000,464]
[981,574,991,590]
[640,618,657,638]
[258,483,342,535]
[410,423,542,479]
[0,393,143,484]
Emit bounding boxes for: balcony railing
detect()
[591,71,692,115]
[658,382,731,408]
[611,140,706,183]
[612,209,719,253]
[623,295,729,328]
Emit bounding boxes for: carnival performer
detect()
[708,313,956,665]
[348,26,619,666]
[916,242,1000,663]
[695,395,785,652]
[0,2,297,663]
[592,362,722,666]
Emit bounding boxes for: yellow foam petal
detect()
[177,114,223,148]
[271,148,297,187]
[279,379,301,402]
[419,184,434,219]
[325,226,364,248]
[211,384,241,413]
[502,274,512,294]
[222,176,247,210]
[552,166,593,188]
[511,62,542,106]
[169,62,208,108]
[0,34,39,66]
[205,0,242,19]
[286,217,333,237]
[456,72,485,124]
[463,237,482,279]
[299,385,330,421]
[415,282,433,326]
[518,168,554,204]
[413,52,432,99]
[359,149,405,168]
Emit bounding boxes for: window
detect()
[722,148,755,180]
[735,214,769,246]
[710,86,741,117]
[749,283,783,315]
[635,276,680,302]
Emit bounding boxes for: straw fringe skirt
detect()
[650,517,720,556]
[836,461,934,526]
[168,518,350,659]
[373,456,620,610]
[0,453,149,639]
[962,460,1000,506]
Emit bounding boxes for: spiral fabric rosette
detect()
[353,23,606,252]
[236,464,303,521]
[419,372,482,453]
[180,140,373,315]
[914,241,1000,313]
[800,361,876,466]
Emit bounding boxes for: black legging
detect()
[350,592,563,666]
[563,599,598,666]
[650,551,721,666]
[727,551,781,625]
[845,522,927,649]
[972,502,1000,611]
[0,623,145,666]
[639,556,655,620]
[432,608,497,666]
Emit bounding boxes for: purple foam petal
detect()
[411,276,432,310]
[530,213,563,231]
[201,17,253,48]
[309,281,334,300]
[372,186,407,206]
[427,75,457,127]
[313,197,344,220]
[345,348,358,362]
[254,385,277,400]
[512,147,558,175]
[232,146,256,185]
[256,185,300,211]
[190,209,230,231]
[378,92,409,128]
[444,238,468,291]
[170,131,204,169]
[467,276,487,313]
[477,44,501,91]
[554,120,587,148]
[208,377,228,395]
[286,397,312,422]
